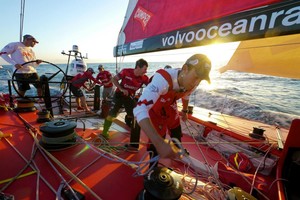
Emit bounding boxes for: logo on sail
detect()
[130,40,144,50]
[161,4,300,48]
[134,6,152,30]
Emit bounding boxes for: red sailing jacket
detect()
[96,70,113,88]
[147,69,193,132]
[71,71,101,89]
[116,68,149,96]
[150,69,191,117]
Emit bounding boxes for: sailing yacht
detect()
[0,0,299,199]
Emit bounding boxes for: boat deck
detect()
[0,102,290,199]
[0,110,145,199]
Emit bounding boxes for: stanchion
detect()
[94,85,100,111]
[40,75,53,117]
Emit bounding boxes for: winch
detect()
[137,167,183,200]
[14,98,36,112]
[39,120,77,151]
[36,109,51,123]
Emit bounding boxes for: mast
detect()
[19,0,26,41]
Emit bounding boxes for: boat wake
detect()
[192,89,296,129]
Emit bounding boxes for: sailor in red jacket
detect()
[101,58,149,139]
[133,54,211,160]
[95,64,114,101]
[70,67,101,112]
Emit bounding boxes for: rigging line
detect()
[66,155,104,185]
[249,143,275,197]
[19,0,26,42]
[2,137,57,195]
[204,130,275,199]
[32,160,42,200]
[29,142,41,200]
[203,114,261,139]
[0,145,36,191]
[184,119,274,198]
[268,178,289,193]
[200,112,247,135]
[80,136,158,167]
[220,94,227,114]
[0,171,36,185]
[28,131,81,200]
[217,159,271,200]
[183,118,273,146]
[174,154,201,195]
[84,139,276,146]
[215,94,238,133]
[93,136,127,155]
[78,136,160,176]
[14,111,102,200]
[186,96,251,135]
[27,128,102,200]
[183,121,226,194]
[132,152,159,177]
[6,70,12,79]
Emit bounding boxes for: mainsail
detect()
[114,0,300,57]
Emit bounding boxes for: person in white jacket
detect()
[0,34,42,97]
[133,54,211,160]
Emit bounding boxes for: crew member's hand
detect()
[14,64,22,69]
[88,87,94,91]
[181,112,188,122]
[155,139,181,159]
[121,89,129,96]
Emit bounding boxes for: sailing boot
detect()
[125,114,133,127]
[101,118,113,139]
[125,119,141,152]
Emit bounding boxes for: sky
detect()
[0,0,130,64]
[0,0,238,66]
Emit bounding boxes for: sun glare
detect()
[198,79,214,91]
[199,42,240,68]
[187,42,240,91]
[122,42,240,71]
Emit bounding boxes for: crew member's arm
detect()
[90,76,102,87]
[181,98,189,121]
[87,75,102,90]
[112,74,128,96]
[138,118,181,158]
[0,53,17,65]
[0,45,19,68]
[104,72,113,86]
[134,73,181,158]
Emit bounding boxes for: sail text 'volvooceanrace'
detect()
[114,1,300,57]
[162,5,300,47]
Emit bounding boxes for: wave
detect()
[192,89,296,129]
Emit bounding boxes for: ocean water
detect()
[0,62,299,129]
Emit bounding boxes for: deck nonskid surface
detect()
[0,105,283,199]
[0,110,146,199]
